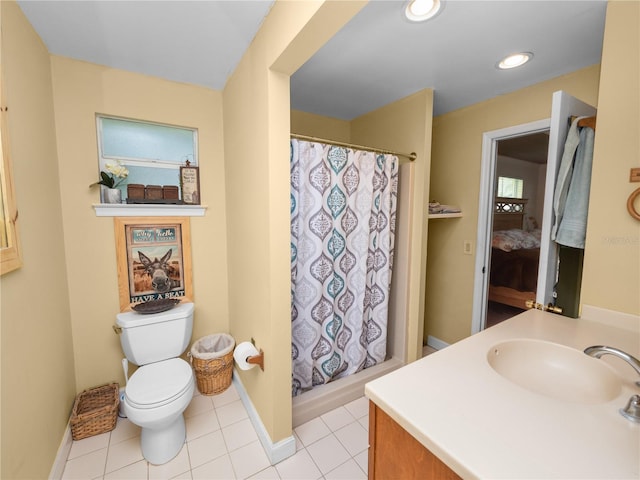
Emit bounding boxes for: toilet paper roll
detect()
[234,341,260,370]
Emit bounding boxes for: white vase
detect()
[103,187,122,204]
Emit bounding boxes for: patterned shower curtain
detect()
[290,139,399,396]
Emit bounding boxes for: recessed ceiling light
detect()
[405,0,442,22]
[497,52,534,70]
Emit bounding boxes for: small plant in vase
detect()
[90,161,129,203]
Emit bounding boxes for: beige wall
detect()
[49,56,229,390]
[0,2,76,478]
[291,109,351,142]
[582,1,640,315]
[223,0,366,444]
[426,1,640,344]
[351,90,434,361]
[426,65,601,344]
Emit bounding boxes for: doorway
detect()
[471,119,550,333]
[471,91,597,334]
[486,131,550,328]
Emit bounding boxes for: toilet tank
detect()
[116,302,194,366]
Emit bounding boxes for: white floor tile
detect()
[334,421,368,457]
[357,415,368,432]
[353,450,368,475]
[191,454,236,480]
[62,448,107,480]
[294,417,331,447]
[149,445,190,480]
[422,345,437,357]
[67,431,110,460]
[229,440,271,479]
[105,436,144,473]
[103,459,148,480]
[293,431,304,451]
[324,458,366,480]
[320,406,355,432]
[110,417,141,445]
[306,434,351,475]
[343,397,369,419]
[187,430,228,468]
[186,408,221,441]
[216,399,249,428]
[171,471,193,480]
[248,465,282,479]
[185,394,214,418]
[64,385,374,480]
[212,384,240,408]
[222,417,259,452]
[275,449,322,480]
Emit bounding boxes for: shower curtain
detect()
[290,139,398,396]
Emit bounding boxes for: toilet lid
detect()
[126,358,193,409]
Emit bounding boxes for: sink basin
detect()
[487,339,621,403]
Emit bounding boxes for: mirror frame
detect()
[0,86,22,275]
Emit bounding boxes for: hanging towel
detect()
[551,117,582,240]
[552,118,595,249]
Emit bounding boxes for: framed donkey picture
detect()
[114,217,193,311]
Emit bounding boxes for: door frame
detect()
[470,119,551,335]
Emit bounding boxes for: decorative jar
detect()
[103,187,122,204]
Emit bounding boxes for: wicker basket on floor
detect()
[189,333,235,395]
[70,383,119,440]
[191,349,234,395]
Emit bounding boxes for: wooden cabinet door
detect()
[368,401,461,480]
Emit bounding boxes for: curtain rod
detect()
[291,134,417,162]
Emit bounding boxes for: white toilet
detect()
[116,302,195,465]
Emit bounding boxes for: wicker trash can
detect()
[189,334,235,395]
[70,383,119,440]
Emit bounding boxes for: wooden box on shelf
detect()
[127,184,145,200]
[163,185,179,200]
[144,185,163,200]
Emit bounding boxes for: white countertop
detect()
[365,307,640,479]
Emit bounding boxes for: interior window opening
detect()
[497,176,524,199]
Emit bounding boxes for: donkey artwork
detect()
[137,249,180,294]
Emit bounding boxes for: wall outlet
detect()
[463,240,473,255]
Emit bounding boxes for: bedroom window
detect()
[96,115,198,201]
[497,176,523,199]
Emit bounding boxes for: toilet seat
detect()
[126,358,193,409]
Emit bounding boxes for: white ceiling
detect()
[17,0,607,120]
[17,0,275,90]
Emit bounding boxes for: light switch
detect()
[463,240,473,255]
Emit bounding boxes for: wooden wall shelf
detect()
[428,212,463,219]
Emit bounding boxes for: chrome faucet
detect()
[584,345,640,387]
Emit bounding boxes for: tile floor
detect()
[62,383,371,480]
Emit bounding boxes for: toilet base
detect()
[140,414,186,465]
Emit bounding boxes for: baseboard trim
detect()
[232,370,296,465]
[49,424,72,480]
[427,335,450,351]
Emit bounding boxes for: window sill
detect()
[93,204,207,217]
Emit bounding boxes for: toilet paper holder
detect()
[246,349,264,371]
[234,340,265,371]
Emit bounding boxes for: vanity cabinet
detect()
[368,401,460,480]
[365,309,640,479]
